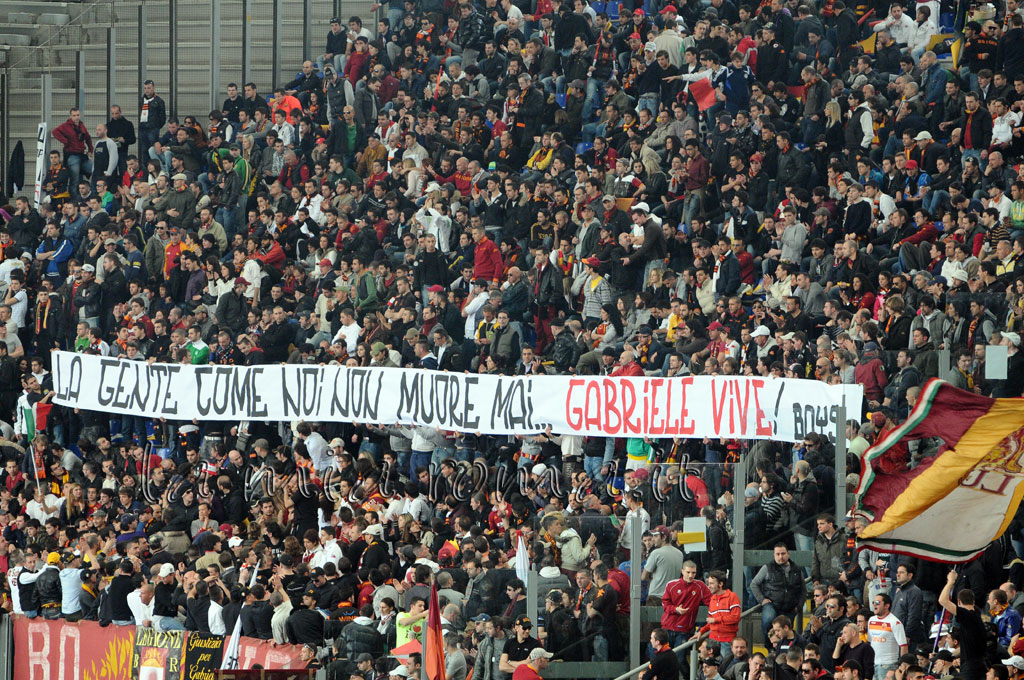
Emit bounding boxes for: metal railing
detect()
[612,603,765,680]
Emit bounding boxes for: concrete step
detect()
[0,34,32,47]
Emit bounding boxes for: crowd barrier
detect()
[11,616,307,680]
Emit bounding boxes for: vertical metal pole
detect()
[75,52,87,113]
[106,26,116,113]
[0,70,7,195]
[629,513,642,671]
[731,456,746,600]
[138,2,148,106]
[168,0,177,119]
[241,0,251,86]
[526,567,538,628]
[938,349,951,380]
[210,0,222,112]
[41,73,53,139]
[835,406,848,521]
[690,644,699,680]
[302,0,313,63]
[272,0,283,91]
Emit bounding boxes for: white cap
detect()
[531,463,547,475]
[914,131,933,141]
[329,437,345,448]
[751,325,771,338]
[631,201,650,213]
[1004,332,1021,347]
[644,41,657,51]
[158,563,175,578]
[529,648,554,661]
[390,667,410,677]
[228,536,244,548]
[363,523,385,538]
[951,269,969,282]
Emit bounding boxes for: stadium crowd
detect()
[3,0,1024,676]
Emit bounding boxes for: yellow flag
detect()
[858,32,877,54]
[950,37,964,69]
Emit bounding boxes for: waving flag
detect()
[854,380,1024,562]
[425,582,447,680]
[222,560,260,669]
[515,531,530,583]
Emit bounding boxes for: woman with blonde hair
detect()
[59,482,87,524]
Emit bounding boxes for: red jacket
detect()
[53,119,93,155]
[612,361,644,377]
[699,589,741,642]
[473,236,504,283]
[255,241,286,269]
[661,577,711,633]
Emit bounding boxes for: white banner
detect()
[33,122,47,208]
[50,351,862,442]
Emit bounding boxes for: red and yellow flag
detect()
[854,380,1024,563]
[425,582,447,680]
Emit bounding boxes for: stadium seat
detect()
[591,1,607,13]
[555,93,568,108]
[576,142,593,154]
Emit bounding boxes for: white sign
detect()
[50,351,862,442]
[33,123,48,208]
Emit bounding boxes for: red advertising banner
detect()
[12,616,306,680]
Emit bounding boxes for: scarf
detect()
[35,297,51,334]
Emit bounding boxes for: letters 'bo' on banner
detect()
[51,351,861,442]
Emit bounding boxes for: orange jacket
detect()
[700,589,741,642]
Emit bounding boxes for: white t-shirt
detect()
[127,588,154,625]
[868,612,908,664]
[208,600,226,634]
[333,321,361,353]
[7,289,27,328]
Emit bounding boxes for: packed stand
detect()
[2,0,1024,674]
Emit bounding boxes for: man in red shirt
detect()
[661,560,712,654]
[512,646,553,680]
[471,225,503,285]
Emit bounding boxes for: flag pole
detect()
[926,564,960,675]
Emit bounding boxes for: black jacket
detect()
[35,566,62,607]
[286,607,326,646]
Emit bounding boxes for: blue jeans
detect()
[761,602,780,638]
[585,455,605,481]
[155,615,185,631]
[584,78,602,122]
[410,450,431,480]
[876,663,898,680]
[637,93,659,117]
[66,154,93,201]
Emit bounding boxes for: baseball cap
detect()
[529,648,554,661]
[390,667,410,677]
[427,284,445,293]
[329,437,345,447]
[81,264,95,273]
[904,159,919,171]
[158,563,176,578]
[751,325,771,338]
[644,41,658,51]
[1003,657,1024,670]
[631,201,650,213]
[304,587,319,599]
[914,131,933,141]
[633,8,645,15]
[515,615,533,629]
[171,173,187,182]
[951,270,969,282]
[629,31,642,40]
[234,277,249,287]
[104,237,117,245]
[470,613,492,622]
[660,4,678,12]
[319,258,332,268]
[47,552,61,565]
[363,523,385,538]
[1004,332,1022,347]
[708,321,724,332]
[531,463,547,475]
[371,341,388,354]
[837,661,863,675]
[228,536,244,548]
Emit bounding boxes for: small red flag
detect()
[425,582,447,680]
[689,78,717,112]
